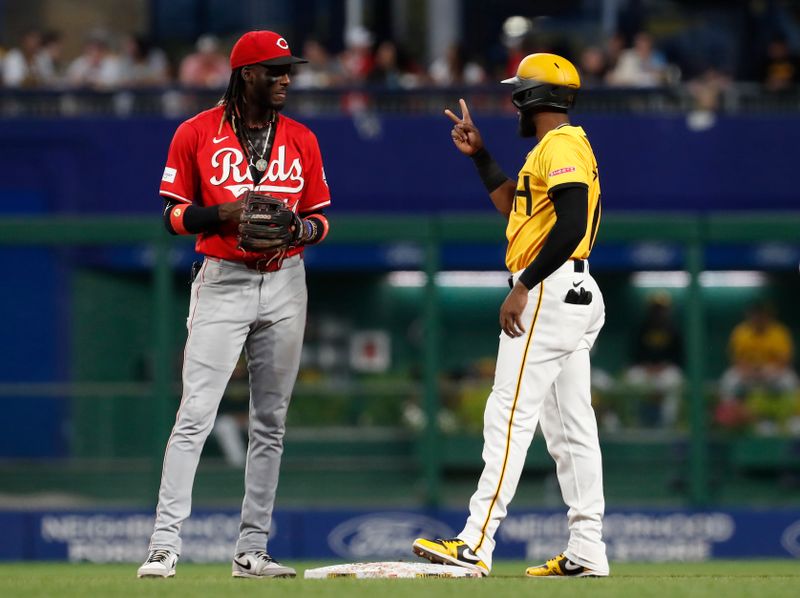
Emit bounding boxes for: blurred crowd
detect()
[0,26,490,91]
[399,292,800,439]
[1,19,798,100]
[594,296,800,437]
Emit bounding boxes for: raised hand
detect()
[444,98,484,156]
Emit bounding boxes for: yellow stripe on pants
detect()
[474,283,544,551]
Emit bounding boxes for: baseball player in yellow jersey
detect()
[413,54,608,578]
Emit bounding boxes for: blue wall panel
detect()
[1,114,798,214]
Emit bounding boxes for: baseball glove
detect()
[237,191,300,252]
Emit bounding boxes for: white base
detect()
[304,561,483,579]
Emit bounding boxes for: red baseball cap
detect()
[229,30,308,69]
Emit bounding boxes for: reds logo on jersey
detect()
[209,145,305,197]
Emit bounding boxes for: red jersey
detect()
[159,105,330,261]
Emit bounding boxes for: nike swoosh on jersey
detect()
[234,558,252,570]
[572,280,584,288]
[213,136,229,144]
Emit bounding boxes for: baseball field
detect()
[1,561,798,597]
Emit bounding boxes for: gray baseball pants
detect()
[149,255,307,556]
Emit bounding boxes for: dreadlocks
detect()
[218,68,245,136]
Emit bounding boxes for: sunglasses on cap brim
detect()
[256,55,307,66]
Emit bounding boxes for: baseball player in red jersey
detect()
[413,54,609,578]
[137,30,330,579]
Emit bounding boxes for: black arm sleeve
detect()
[517,184,589,290]
[162,198,223,235]
[470,148,512,193]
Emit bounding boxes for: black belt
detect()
[508,259,586,288]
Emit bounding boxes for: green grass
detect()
[1,561,799,598]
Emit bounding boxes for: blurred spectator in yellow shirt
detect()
[717,301,799,435]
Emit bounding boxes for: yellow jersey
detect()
[729,321,794,367]
[505,125,601,272]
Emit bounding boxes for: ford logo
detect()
[781,520,800,557]
[328,513,454,559]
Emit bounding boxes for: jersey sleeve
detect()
[539,134,592,197]
[298,129,331,213]
[159,121,200,204]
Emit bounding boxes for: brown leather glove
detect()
[237,191,301,252]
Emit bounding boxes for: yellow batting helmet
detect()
[501,53,581,111]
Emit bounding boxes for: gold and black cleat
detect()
[525,553,607,578]
[412,537,489,577]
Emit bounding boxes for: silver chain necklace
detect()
[245,121,273,172]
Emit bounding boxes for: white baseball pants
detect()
[459,259,608,574]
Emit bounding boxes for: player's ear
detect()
[240,66,252,84]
